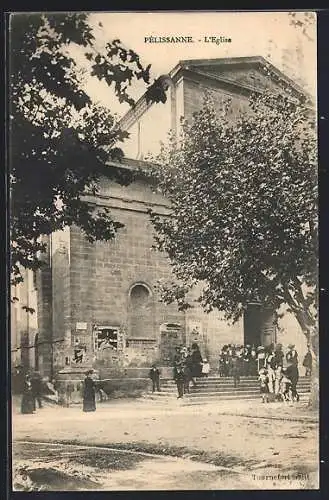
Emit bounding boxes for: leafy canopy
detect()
[10,13,166,287]
[146,91,317,334]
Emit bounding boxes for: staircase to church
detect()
[142,376,311,406]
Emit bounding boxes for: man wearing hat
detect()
[173,346,182,367]
[173,361,185,399]
[286,344,298,366]
[149,363,161,393]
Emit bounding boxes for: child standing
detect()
[174,363,185,399]
[258,368,270,403]
[280,369,293,402]
[274,365,283,398]
[201,359,210,377]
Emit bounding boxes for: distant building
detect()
[11,268,38,372]
[11,57,311,376]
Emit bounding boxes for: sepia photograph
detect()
[9,10,318,491]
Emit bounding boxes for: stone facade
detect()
[35,166,279,377]
[11,268,38,372]
[36,172,246,375]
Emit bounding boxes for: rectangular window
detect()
[94,327,120,351]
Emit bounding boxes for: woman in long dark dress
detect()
[21,374,35,414]
[82,370,96,412]
[191,343,203,378]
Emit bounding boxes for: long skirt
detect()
[83,392,96,412]
[21,392,35,414]
[191,363,202,378]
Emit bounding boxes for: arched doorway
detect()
[34,333,39,371]
[128,283,154,339]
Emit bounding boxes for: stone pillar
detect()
[36,235,53,377]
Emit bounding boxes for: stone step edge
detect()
[150,387,311,395]
[144,389,312,396]
[161,383,311,388]
[142,393,311,403]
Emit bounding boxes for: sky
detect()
[72,11,317,118]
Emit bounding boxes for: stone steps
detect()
[142,376,311,405]
[180,393,311,406]
[148,387,310,397]
[160,381,311,390]
[142,393,311,406]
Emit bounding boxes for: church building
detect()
[11,56,311,377]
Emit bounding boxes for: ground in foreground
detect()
[12,399,319,490]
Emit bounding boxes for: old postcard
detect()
[9,10,318,491]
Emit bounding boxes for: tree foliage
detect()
[10,13,166,288]
[288,11,315,42]
[145,91,317,344]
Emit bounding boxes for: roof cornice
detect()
[118,56,311,131]
[103,157,154,172]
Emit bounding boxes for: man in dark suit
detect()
[174,362,185,399]
[149,364,161,392]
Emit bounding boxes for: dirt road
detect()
[12,399,319,490]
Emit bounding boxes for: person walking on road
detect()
[149,364,161,392]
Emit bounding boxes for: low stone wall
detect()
[97,366,174,380]
[54,366,174,406]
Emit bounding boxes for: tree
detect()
[288,11,316,42]
[145,91,318,405]
[10,13,166,290]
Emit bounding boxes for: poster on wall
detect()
[187,320,203,343]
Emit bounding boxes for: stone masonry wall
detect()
[67,202,185,368]
[183,77,250,123]
[49,172,248,372]
[35,236,53,376]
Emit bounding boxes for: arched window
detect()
[128,283,154,339]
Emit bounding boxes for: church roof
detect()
[119,56,311,132]
[169,56,306,92]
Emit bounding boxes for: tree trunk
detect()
[283,287,318,409]
[307,328,319,410]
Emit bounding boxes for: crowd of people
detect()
[169,341,312,401]
[219,342,314,402]
[16,341,313,411]
[257,343,301,402]
[219,344,259,378]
